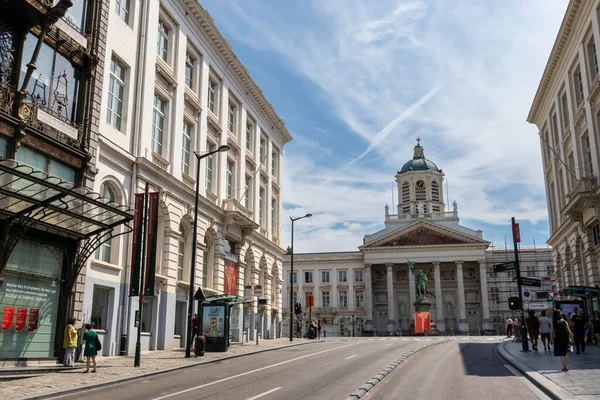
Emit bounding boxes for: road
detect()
[50,337,442,400]
[364,337,551,400]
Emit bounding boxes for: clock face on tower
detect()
[415,180,426,190]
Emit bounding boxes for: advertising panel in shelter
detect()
[202,306,225,338]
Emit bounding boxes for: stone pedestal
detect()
[413,300,431,336]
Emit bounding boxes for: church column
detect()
[479,260,492,330]
[386,263,397,332]
[455,261,468,331]
[408,265,416,318]
[364,264,374,332]
[433,261,444,332]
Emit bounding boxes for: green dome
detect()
[399,141,440,174]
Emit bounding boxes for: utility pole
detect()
[512,217,529,352]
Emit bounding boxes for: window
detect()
[322,291,330,308]
[244,174,251,209]
[260,136,266,161]
[107,58,126,131]
[271,149,278,177]
[91,286,111,331]
[590,41,599,77]
[338,270,347,282]
[290,271,297,284]
[182,122,191,175]
[157,20,169,63]
[95,184,117,262]
[202,249,208,287]
[551,113,559,147]
[576,68,584,104]
[228,102,236,133]
[208,79,217,114]
[526,266,535,276]
[584,135,594,176]
[226,160,234,198]
[561,92,570,127]
[271,199,277,235]
[16,147,76,182]
[354,270,363,282]
[594,224,600,246]
[115,0,130,24]
[246,121,254,151]
[304,271,313,284]
[205,143,215,192]
[259,188,265,226]
[355,291,364,307]
[321,271,330,283]
[141,297,153,333]
[339,291,348,308]
[63,0,88,31]
[177,224,185,281]
[152,95,165,155]
[185,53,194,89]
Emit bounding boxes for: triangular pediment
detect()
[362,221,488,249]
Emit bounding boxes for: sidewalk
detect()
[498,339,600,400]
[1,338,316,400]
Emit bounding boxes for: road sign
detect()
[522,290,531,300]
[254,285,262,296]
[493,261,516,273]
[541,276,552,291]
[519,277,542,287]
[548,290,555,299]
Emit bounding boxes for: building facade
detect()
[284,142,493,336]
[83,0,291,355]
[0,1,135,363]
[527,0,600,313]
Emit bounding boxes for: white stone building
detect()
[83,0,291,355]
[283,142,492,336]
[527,0,600,312]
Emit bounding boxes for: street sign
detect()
[548,290,555,299]
[512,222,521,243]
[519,277,542,287]
[541,276,552,291]
[254,285,262,296]
[493,261,516,273]
[522,290,531,300]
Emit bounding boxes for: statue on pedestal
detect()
[408,260,428,302]
[417,202,425,215]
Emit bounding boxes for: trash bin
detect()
[195,335,206,356]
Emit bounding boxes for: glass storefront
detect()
[0,240,63,358]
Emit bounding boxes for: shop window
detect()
[16,146,76,182]
[20,33,82,123]
[141,297,153,333]
[91,286,111,331]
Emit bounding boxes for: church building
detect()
[283,141,493,336]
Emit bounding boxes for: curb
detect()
[343,338,453,400]
[496,340,572,400]
[18,340,318,400]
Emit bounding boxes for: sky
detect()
[202,0,569,254]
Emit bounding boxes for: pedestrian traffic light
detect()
[294,302,302,315]
[508,297,521,311]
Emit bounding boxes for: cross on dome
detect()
[416,137,421,145]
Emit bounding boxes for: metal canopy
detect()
[559,285,600,298]
[0,159,134,239]
[203,295,254,305]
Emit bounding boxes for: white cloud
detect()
[204,0,567,252]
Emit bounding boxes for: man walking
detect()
[526,310,540,351]
[539,310,552,350]
[505,316,513,337]
[571,309,589,354]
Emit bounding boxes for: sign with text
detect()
[493,262,516,273]
[244,285,252,299]
[541,276,552,291]
[512,221,521,243]
[414,311,431,334]
[519,277,542,287]
[253,285,262,296]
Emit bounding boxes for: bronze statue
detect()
[408,260,428,302]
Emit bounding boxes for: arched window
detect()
[96,183,117,263]
[177,223,186,281]
[431,181,440,202]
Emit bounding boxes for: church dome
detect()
[399,139,440,174]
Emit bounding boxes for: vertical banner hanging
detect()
[144,192,159,296]
[15,308,27,330]
[224,259,238,295]
[129,193,145,296]
[414,311,431,334]
[2,306,14,330]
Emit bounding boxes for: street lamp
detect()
[289,213,312,341]
[185,144,230,358]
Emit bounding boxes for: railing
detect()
[311,306,366,313]
[385,210,457,222]
[0,83,14,116]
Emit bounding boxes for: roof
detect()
[399,142,440,174]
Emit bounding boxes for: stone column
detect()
[386,263,397,332]
[455,261,468,332]
[408,265,416,318]
[479,260,492,330]
[364,264,374,333]
[433,261,445,332]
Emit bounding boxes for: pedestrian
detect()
[323,329,327,338]
[317,320,322,339]
[82,323,98,373]
[505,316,513,337]
[63,318,78,367]
[539,310,552,351]
[526,310,540,351]
[191,313,198,345]
[550,309,573,372]
[571,308,589,354]
[592,311,600,353]
[568,307,578,331]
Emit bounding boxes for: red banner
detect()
[224,259,238,295]
[414,311,431,334]
[15,308,27,330]
[2,306,14,330]
[129,193,145,296]
[144,192,159,296]
[28,309,39,331]
[512,221,521,243]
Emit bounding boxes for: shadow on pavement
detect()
[458,342,513,377]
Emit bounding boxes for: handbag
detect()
[568,344,573,353]
[94,334,102,351]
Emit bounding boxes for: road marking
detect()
[386,343,393,346]
[246,387,282,400]
[345,355,357,359]
[151,344,354,400]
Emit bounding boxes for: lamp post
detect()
[185,145,230,358]
[289,213,312,341]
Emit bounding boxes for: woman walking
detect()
[592,311,600,353]
[82,323,99,373]
[62,318,78,367]
[550,309,573,372]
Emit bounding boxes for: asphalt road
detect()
[364,338,551,400]
[50,337,442,400]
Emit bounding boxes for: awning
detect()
[203,295,254,306]
[559,285,600,298]
[0,159,134,239]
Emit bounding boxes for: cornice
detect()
[181,0,293,145]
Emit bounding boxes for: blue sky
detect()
[202,0,568,253]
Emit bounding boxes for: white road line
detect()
[379,338,386,341]
[345,355,357,360]
[386,343,394,346]
[246,387,282,400]
[151,343,354,400]
[402,338,409,341]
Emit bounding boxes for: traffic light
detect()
[294,302,302,315]
[508,297,521,311]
